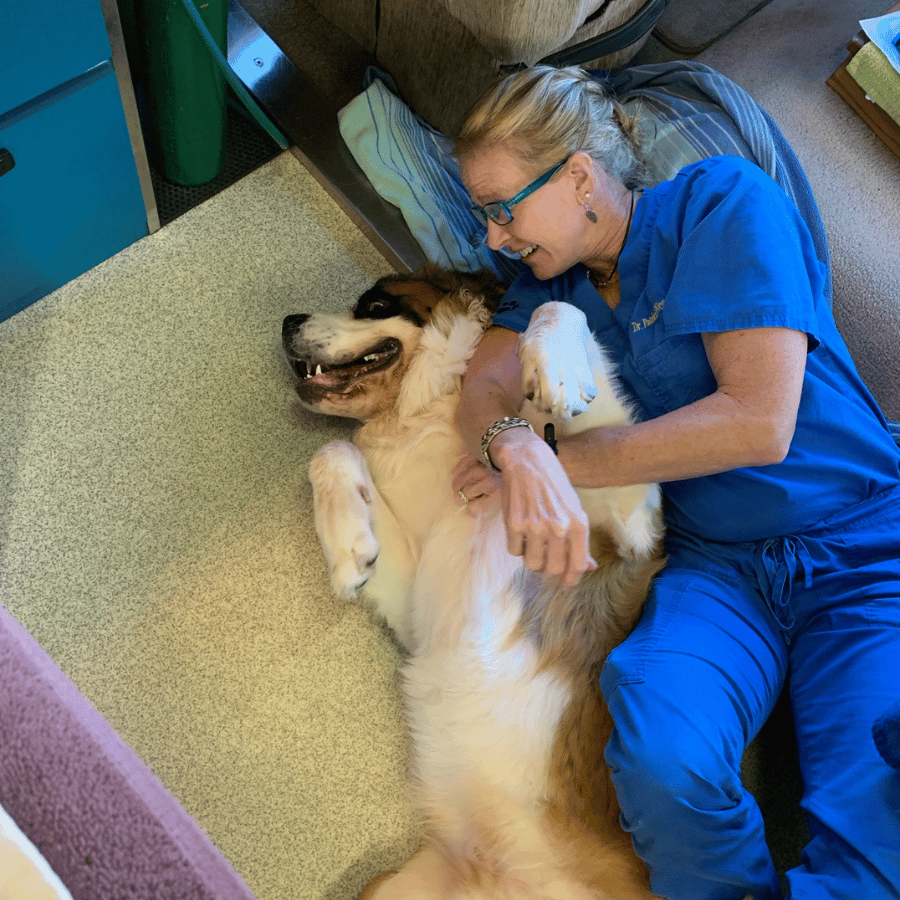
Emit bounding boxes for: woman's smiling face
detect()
[461,146,588,281]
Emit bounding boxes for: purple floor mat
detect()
[0,606,257,900]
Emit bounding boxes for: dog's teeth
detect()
[315,364,323,376]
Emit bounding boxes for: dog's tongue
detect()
[292,339,400,392]
[297,354,385,390]
[309,367,357,389]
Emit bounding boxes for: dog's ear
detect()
[413,265,507,316]
[393,280,446,325]
[373,265,507,323]
[457,269,507,315]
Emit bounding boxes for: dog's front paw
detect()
[327,520,380,600]
[310,442,381,600]
[520,303,597,419]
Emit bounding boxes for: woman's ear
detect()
[566,151,596,197]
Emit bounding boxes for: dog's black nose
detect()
[282,314,310,342]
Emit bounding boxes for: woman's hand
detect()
[455,325,597,587]
[452,453,501,513]
[489,427,597,587]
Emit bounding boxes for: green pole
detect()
[139,0,228,185]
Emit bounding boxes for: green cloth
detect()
[847,41,900,127]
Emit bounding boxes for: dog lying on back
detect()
[283,267,667,900]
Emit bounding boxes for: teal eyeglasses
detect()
[470,159,566,227]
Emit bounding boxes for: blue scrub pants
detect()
[601,485,900,900]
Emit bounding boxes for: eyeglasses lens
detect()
[486,204,512,225]
[471,203,512,227]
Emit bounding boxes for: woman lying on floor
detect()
[450,65,900,900]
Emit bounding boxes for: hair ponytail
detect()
[455,66,646,188]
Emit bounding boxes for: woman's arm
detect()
[456,324,807,585]
[559,327,807,487]
[457,326,597,586]
[456,326,526,453]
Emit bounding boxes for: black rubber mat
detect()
[150,99,282,227]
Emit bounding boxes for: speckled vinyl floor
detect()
[0,151,418,900]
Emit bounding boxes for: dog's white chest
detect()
[402,515,572,811]
[404,641,569,808]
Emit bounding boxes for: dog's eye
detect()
[359,299,390,316]
[355,296,396,319]
[354,285,406,320]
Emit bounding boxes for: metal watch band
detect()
[480,417,534,472]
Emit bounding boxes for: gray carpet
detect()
[654,0,776,53]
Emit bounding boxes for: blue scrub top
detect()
[493,156,900,543]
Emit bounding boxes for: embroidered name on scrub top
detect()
[631,299,664,332]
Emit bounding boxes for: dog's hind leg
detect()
[357,847,455,900]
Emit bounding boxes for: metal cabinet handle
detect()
[0,149,14,177]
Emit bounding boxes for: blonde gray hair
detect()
[455,65,646,188]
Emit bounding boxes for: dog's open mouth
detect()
[288,338,401,393]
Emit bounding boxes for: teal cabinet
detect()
[0,1,113,115]
[1,0,152,321]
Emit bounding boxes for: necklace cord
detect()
[589,188,636,290]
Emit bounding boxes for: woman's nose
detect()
[484,219,512,252]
